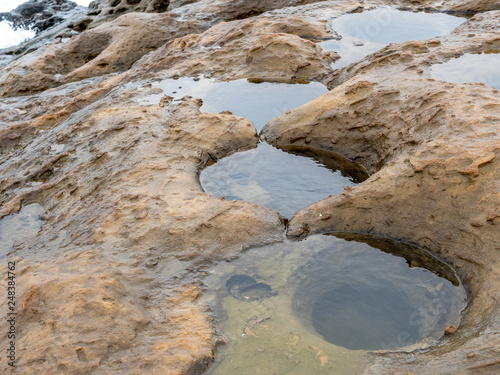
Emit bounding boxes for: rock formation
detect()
[0,0,79,32]
[0,0,499,374]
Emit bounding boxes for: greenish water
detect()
[204,234,467,374]
[321,7,465,68]
[0,203,43,256]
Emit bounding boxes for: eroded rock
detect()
[0,85,284,373]
[0,12,203,96]
[134,15,341,83]
[1,1,500,374]
[262,10,500,375]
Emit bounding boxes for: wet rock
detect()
[226,274,273,301]
[0,12,203,96]
[0,88,284,373]
[263,9,500,375]
[0,0,78,33]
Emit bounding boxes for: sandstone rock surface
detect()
[262,9,500,374]
[0,78,285,373]
[0,0,499,374]
[0,12,203,96]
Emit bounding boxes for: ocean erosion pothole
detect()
[134,76,368,218]
[321,7,466,68]
[203,234,467,374]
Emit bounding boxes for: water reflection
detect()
[0,203,43,256]
[321,8,465,68]
[429,53,500,90]
[137,77,328,131]
[204,234,467,374]
[295,234,466,350]
[200,143,366,218]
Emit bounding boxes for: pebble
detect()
[444,325,458,335]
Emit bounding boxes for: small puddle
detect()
[0,203,44,256]
[200,143,367,218]
[429,52,500,90]
[204,234,467,374]
[321,7,465,68]
[136,77,327,131]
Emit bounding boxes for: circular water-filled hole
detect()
[201,143,368,218]
[292,233,467,351]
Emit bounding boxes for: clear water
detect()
[204,234,466,374]
[321,8,465,68]
[137,77,328,131]
[429,53,500,90]
[200,143,367,218]
[294,234,466,350]
[0,203,43,256]
[137,76,353,218]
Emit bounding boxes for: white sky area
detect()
[0,0,92,49]
[0,0,92,12]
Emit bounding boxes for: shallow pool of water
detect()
[200,143,367,218]
[0,203,43,256]
[321,7,465,68]
[141,76,356,218]
[137,77,328,131]
[429,53,500,90]
[204,234,467,374]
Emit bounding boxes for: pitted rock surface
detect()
[0,0,499,374]
[262,10,500,375]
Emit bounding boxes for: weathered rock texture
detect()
[263,9,500,375]
[0,76,285,373]
[133,14,343,83]
[0,12,203,96]
[0,0,499,374]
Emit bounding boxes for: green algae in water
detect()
[322,7,465,68]
[0,203,43,256]
[204,234,467,374]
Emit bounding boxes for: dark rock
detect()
[0,0,78,33]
